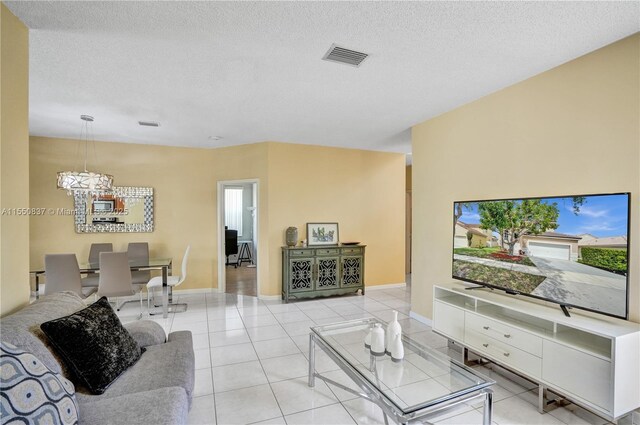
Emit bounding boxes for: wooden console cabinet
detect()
[433,282,640,421]
[281,245,365,302]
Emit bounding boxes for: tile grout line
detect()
[284,401,347,423]
[247,309,291,424]
[338,399,370,425]
[206,293,219,425]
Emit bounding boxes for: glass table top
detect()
[31,258,172,274]
[81,258,173,271]
[311,318,494,415]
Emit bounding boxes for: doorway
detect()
[217,179,259,297]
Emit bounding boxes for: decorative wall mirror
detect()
[74,186,154,233]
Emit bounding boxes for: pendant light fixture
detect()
[56,115,113,194]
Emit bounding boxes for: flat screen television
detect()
[452,192,630,319]
[93,200,114,213]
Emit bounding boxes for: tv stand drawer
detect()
[466,311,542,356]
[465,329,542,379]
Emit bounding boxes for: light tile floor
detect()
[116,286,613,425]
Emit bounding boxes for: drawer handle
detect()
[504,334,511,339]
[482,326,489,330]
[482,343,489,348]
[503,352,510,357]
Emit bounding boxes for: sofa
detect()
[0,291,195,425]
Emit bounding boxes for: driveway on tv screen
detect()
[453,251,626,317]
[528,256,626,317]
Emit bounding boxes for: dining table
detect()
[30,257,173,318]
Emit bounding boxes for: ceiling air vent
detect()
[138,121,160,127]
[322,44,369,67]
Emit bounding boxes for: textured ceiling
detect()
[5,1,639,153]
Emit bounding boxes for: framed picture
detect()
[307,222,339,246]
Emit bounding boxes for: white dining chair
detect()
[147,245,190,313]
[98,252,143,317]
[44,253,98,299]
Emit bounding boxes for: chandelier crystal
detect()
[57,115,114,195]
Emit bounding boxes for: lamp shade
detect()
[57,171,114,193]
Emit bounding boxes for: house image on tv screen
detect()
[452,193,630,319]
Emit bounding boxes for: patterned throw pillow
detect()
[39,297,145,395]
[0,341,78,425]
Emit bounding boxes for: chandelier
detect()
[57,115,113,194]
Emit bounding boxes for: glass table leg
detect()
[308,334,316,387]
[483,389,493,425]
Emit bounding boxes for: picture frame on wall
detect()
[307,222,339,246]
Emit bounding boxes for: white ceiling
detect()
[6,1,639,154]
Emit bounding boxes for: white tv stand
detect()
[433,282,640,421]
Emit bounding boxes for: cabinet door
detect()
[433,301,464,341]
[288,258,314,293]
[316,257,340,290]
[341,256,363,287]
[542,340,612,411]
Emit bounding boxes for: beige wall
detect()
[266,143,406,294]
[29,138,405,296]
[0,4,29,316]
[30,137,225,292]
[212,143,270,294]
[29,139,274,294]
[412,34,640,321]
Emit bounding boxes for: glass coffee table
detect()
[308,318,494,425]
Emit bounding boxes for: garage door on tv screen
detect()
[452,192,630,319]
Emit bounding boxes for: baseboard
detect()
[174,287,280,301]
[258,294,282,301]
[409,310,433,326]
[171,288,217,295]
[365,282,406,291]
[168,285,279,300]
[259,285,408,301]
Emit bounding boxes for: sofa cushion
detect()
[75,331,195,406]
[78,386,188,425]
[0,341,79,425]
[40,297,145,395]
[0,292,86,375]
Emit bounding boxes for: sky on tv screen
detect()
[459,194,629,238]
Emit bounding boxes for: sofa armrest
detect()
[167,330,193,345]
[124,321,166,348]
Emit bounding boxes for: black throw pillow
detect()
[40,296,145,394]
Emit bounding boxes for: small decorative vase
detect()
[364,326,372,349]
[386,310,402,354]
[370,323,385,356]
[391,333,404,362]
[285,227,298,247]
